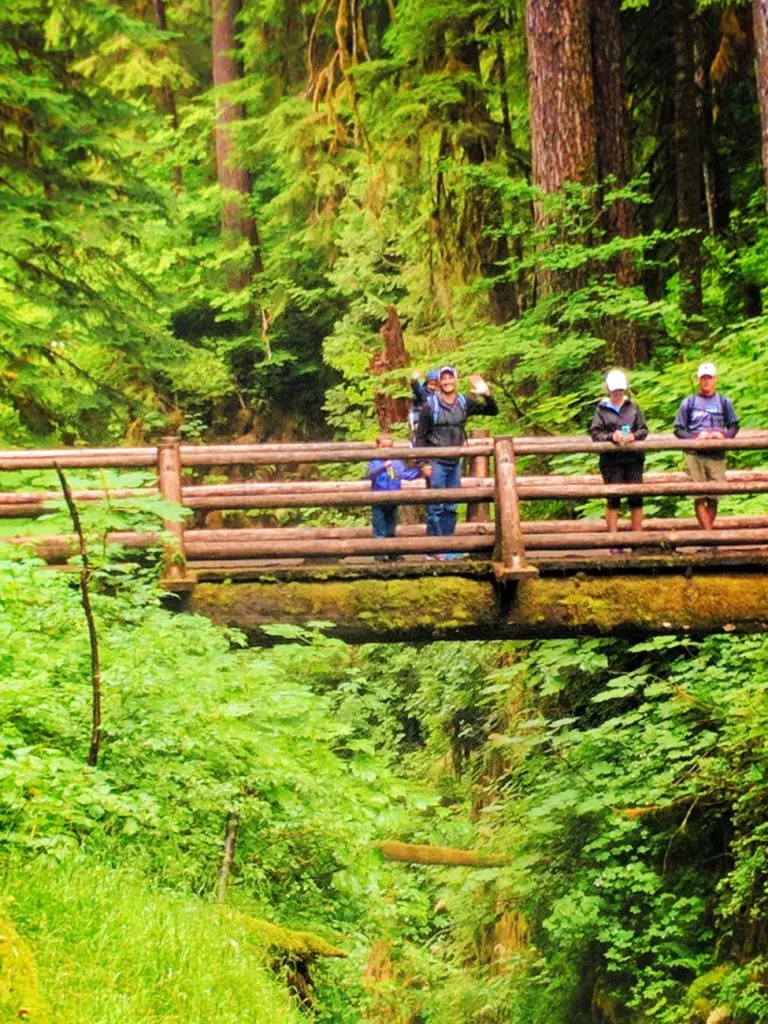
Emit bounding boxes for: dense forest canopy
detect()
[2,0,767,446]
[4,1,768,1022]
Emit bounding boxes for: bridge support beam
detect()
[182,570,768,644]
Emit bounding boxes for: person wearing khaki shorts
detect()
[674,362,739,529]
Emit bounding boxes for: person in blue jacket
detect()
[366,432,422,559]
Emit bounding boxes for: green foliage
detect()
[4,859,304,1024]
[5,0,768,1019]
[0,555,416,920]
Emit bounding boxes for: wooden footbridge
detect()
[3,431,768,642]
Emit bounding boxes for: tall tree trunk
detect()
[527,0,598,196]
[151,0,183,189]
[369,307,410,430]
[527,0,598,294]
[754,0,768,207]
[591,0,633,245]
[591,0,647,363]
[212,0,263,291]
[672,0,703,320]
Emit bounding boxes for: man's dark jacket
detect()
[415,392,498,463]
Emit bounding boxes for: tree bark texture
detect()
[754,0,768,207]
[212,0,263,287]
[527,0,598,199]
[672,0,703,319]
[527,0,598,297]
[591,0,646,363]
[368,307,410,430]
[591,0,633,244]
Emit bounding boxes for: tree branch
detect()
[54,464,102,768]
[216,812,239,902]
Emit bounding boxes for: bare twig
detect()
[54,464,102,768]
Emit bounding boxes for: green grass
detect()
[2,859,305,1024]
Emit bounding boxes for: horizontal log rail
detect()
[179,516,768,543]
[1,431,768,576]
[4,470,768,518]
[178,431,768,464]
[16,526,768,563]
[8,515,768,552]
[2,430,768,470]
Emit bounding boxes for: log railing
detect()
[2,429,768,581]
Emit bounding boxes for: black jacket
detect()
[415,391,499,462]
[589,398,648,463]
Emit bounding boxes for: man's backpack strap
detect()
[427,393,467,424]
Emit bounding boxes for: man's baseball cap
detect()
[605,369,627,392]
[697,362,717,378]
[439,365,458,378]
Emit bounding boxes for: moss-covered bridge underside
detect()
[178,560,768,644]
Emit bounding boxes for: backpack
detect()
[426,392,468,424]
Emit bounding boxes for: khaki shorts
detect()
[684,452,726,482]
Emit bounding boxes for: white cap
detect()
[697,361,717,378]
[605,370,627,392]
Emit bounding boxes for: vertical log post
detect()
[492,437,535,581]
[157,436,187,582]
[467,429,491,523]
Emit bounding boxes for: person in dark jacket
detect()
[589,370,648,539]
[674,361,739,529]
[366,432,422,558]
[411,368,440,407]
[414,365,498,542]
[409,369,439,440]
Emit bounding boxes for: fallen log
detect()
[376,841,512,867]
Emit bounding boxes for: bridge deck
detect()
[180,556,768,643]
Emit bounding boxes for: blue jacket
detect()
[366,459,421,491]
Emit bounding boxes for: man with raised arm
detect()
[674,361,739,530]
[414,366,498,548]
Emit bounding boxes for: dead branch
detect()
[54,465,102,768]
[216,811,239,902]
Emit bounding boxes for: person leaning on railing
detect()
[673,361,739,530]
[366,432,422,561]
[589,370,649,547]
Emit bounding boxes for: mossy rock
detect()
[0,911,48,1023]
[685,963,733,1022]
